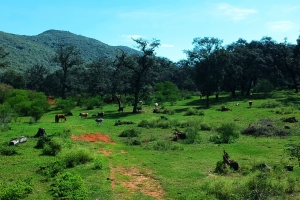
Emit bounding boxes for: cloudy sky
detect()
[0,0,299,62]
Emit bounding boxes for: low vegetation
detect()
[0,90,300,199]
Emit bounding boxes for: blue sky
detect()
[1,0,299,62]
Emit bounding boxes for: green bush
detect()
[63,149,93,168]
[38,160,66,177]
[200,123,211,130]
[149,141,183,151]
[0,179,33,200]
[119,129,141,137]
[212,123,239,144]
[214,160,227,174]
[184,107,197,116]
[42,138,62,156]
[184,127,201,144]
[138,119,150,128]
[93,158,103,170]
[260,100,281,108]
[253,79,273,94]
[55,98,76,113]
[35,135,52,149]
[51,172,87,200]
[157,120,171,129]
[0,146,18,156]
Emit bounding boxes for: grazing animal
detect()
[118,107,123,113]
[95,118,104,125]
[55,114,67,123]
[79,112,88,118]
[97,112,105,117]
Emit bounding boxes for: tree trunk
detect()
[205,95,210,108]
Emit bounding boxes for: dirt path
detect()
[72,133,165,199]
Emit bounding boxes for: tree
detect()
[154,81,181,105]
[114,38,160,113]
[185,37,225,107]
[86,58,113,96]
[1,69,26,89]
[53,44,83,99]
[0,46,9,68]
[25,64,49,92]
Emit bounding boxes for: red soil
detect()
[71,133,115,144]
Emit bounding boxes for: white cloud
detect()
[266,21,295,32]
[161,44,174,48]
[216,3,257,21]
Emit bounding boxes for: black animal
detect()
[95,118,104,125]
[118,107,124,113]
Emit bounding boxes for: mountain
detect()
[0,29,141,72]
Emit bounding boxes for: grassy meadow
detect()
[1,90,300,200]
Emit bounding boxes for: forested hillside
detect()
[0,30,140,72]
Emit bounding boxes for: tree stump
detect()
[34,128,46,138]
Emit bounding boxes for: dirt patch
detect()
[110,166,165,200]
[71,133,115,144]
[99,148,113,155]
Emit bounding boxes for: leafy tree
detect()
[55,98,76,114]
[1,69,25,89]
[155,81,181,104]
[86,58,113,96]
[44,70,63,96]
[173,59,197,91]
[185,37,225,107]
[25,64,49,92]
[115,38,160,113]
[0,46,9,68]
[53,44,83,99]
[253,79,273,94]
[225,39,247,98]
[0,83,13,104]
[5,89,49,121]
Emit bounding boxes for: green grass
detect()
[1,91,300,199]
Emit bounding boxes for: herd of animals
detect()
[54,112,104,125]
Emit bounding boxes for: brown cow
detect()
[79,112,88,118]
[55,114,67,123]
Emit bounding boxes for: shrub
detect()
[260,100,281,108]
[253,79,273,94]
[214,160,227,174]
[126,138,142,146]
[184,127,201,144]
[63,149,93,168]
[273,106,293,115]
[55,98,76,113]
[42,138,62,156]
[51,172,87,200]
[38,160,66,177]
[184,108,197,116]
[35,135,52,149]
[119,129,141,137]
[157,120,171,129]
[93,158,103,170]
[0,146,18,156]
[0,179,33,200]
[151,141,183,151]
[138,119,150,128]
[200,123,211,130]
[212,123,239,144]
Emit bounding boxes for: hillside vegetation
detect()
[0,30,140,72]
